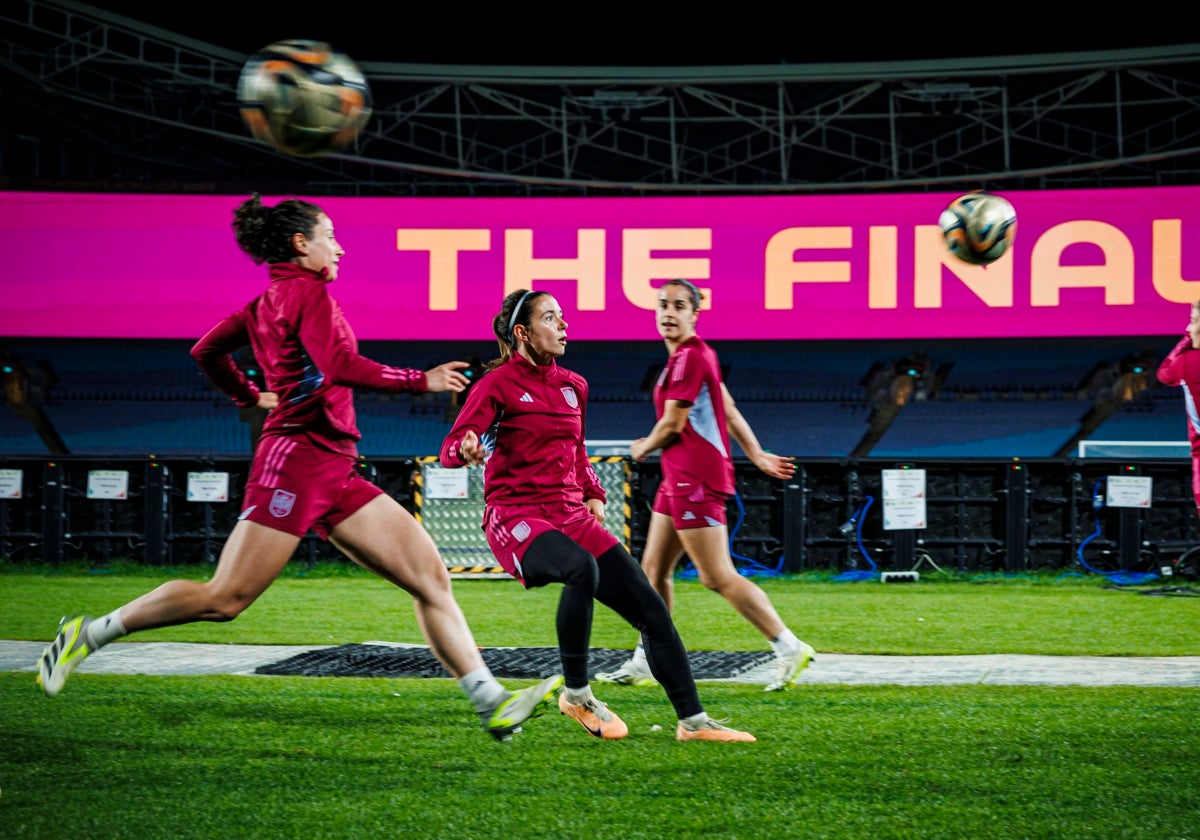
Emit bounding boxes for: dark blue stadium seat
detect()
[871,398,1086,458]
[47,399,249,456]
[0,409,49,454]
[0,337,1183,461]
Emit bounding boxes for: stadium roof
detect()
[3,0,1199,196]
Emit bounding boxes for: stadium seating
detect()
[718,343,887,403]
[0,337,1185,459]
[1093,388,1187,445]
[934,343,1103,395]
[47,399,249,456]
[0,408,47,454]
[869,397,1087,458]
[355,400,459,457]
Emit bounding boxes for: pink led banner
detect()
[3,187,1196,341]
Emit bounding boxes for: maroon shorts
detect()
[652,483,728,530]
[1190,430,1200,511]
[239,434,384,539]
[483,500,619,586]
[1191,456,1200,513]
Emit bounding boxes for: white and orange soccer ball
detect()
[938,190,1017,266]
[237,40,372,158]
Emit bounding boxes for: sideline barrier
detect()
[0,455,1194,576]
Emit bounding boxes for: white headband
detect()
[506,290,537,344]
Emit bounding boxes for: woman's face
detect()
[1188,305,1200,349]
[656,284,698,342]
[519,294,568,363]
[295,213,344,281]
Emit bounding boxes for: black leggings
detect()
[521,530,702,719]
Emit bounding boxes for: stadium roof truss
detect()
[2,0,1200,196]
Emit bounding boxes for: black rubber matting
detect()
[256,643,774,681]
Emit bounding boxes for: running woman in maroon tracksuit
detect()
[598,279,814,691]
[1157,298,1200,521]
[440,288,755,742]
[37,195,562,741]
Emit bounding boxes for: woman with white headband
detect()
[440,288,756,743]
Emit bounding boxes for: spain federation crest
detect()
[560,386,578,409]
[269,488,297,518]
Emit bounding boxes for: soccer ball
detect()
[938,191,1017,266]
[237,40,372,158]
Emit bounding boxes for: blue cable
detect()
[676,491,784,579]
[856,496,877,571]
[1077,481,1159,586]
[728,491,784,577]
[834,495,877,582]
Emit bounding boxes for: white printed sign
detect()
[1106,475,1153,508]
[0,468,22,499]
[882,468,926,530]
[424,465,469,499]
[87,470,129,500]
[187,471,230,502]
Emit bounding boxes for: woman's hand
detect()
[425,361,471,393]
[459,430,487,466]
[256,392,279,410]
[753,451,796,480]
[629,437,650,462]
[586,497,606,524]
